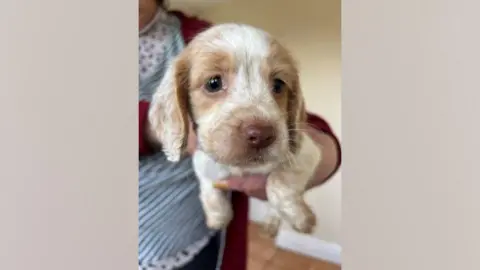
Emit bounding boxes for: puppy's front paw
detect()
[290,204,317,234]
[164,149,181,163]
[205,206,233,230]
[261,215,282,238]
[200,193,233,231]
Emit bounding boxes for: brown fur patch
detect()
[165,46,238,154]
[188,50,236,120]
[264,39,306,154]
[170,51,193,153]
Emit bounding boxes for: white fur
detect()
[194,24,290,163]
[148,23,323,236]
[193,132,322,235]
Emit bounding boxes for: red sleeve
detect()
[138,12,212,156]
[307,112,342,176]
[139,101,151,155]
[170,11,212,44]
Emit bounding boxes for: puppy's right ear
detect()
[287,75,307,154]
[148,52,190,162]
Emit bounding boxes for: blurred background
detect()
[170,0,341,269]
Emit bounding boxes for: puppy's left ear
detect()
[287,78,307,154]
[148,51,191,162]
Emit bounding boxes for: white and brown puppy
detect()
[148,23,322,236]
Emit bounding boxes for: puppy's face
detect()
[149,24,306,167]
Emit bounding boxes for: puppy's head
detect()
[149,24,306,166]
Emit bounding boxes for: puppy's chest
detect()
[229,165,276,177]
[191,150,277,181]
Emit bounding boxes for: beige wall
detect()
[172,0,341,243]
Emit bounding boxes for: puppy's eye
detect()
[205,75,223,92]
[272,78,286,94]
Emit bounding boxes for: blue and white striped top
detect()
[138,9,216,270]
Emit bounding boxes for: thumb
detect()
[213,177,245,191]
[213,175,267,191]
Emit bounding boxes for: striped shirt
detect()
[138,9,216,270]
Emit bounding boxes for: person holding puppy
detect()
[138,1,342,269]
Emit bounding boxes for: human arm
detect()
[221,112,342,199]
[304,113,342,189]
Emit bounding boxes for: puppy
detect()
[148,23,322,236]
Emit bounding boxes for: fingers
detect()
[186,120,197,155]
[213,175,264,190]
[213,181,229,190]
[213,175,268,200]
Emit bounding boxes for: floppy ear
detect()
[148,52,191,162]
[287,78,307,154]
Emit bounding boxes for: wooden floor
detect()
[248,223,341,270]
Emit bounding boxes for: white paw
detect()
[205,207,233,230]
[200,193,233,231]
[262,215,282,238]
[163,148,181,162]
[290,206,317,234]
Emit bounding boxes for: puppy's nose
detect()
[242,122,276,149]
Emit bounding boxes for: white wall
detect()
[171,0,342,245]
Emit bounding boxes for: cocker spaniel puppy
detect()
[148,23,322,236]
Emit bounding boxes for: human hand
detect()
[214,175,269,200]
[186,120,197,155]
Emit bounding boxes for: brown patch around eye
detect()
[190,50,235,89]
[264,38,306,153]
[172,53,192,151]
[187,49,235,120]
[262,39,299,117]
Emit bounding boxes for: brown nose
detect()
[242,122,276,149]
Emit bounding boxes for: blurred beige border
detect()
[1,0,138,269]
[343,0,480,269]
